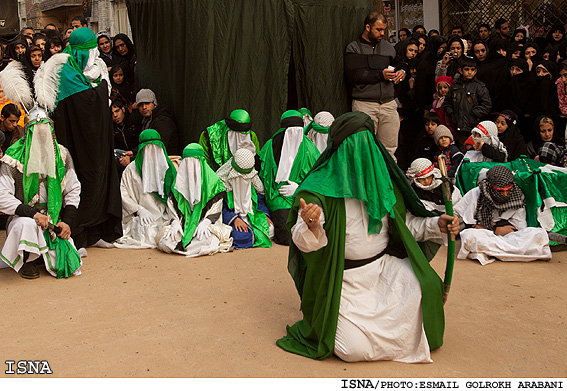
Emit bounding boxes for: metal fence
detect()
[439,0,567,39]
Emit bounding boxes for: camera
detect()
[449,52,459,59]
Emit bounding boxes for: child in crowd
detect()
[413,112,440,163]
[406,158,462,216]
[445,56,492,151]
[109,64,136,110]
[495,110,527,161]
[432,125,464,181]
[464,121,508,162]
[431,75,454,132]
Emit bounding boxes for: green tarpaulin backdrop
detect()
[126,0,373,146]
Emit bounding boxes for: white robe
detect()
[291,198,446,363]
[156,198,233,257]
[114,163,174,249]
[454,187,552,265]
[0,148,82,276]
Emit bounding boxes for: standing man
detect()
[0,103,24,153]
[344,11,406,159]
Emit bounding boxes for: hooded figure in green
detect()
[52,27,122,250]
[198,109,260,171]
[276,112,459,362]
[0,106,82,279]
[115,129,177,249]
[156,143,233,257]
[258,110,320,246]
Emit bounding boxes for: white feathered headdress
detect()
[0,61,34,112]
[34,53,71,113]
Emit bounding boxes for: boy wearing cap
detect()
[136,89,181,156]
[432,125,464,181]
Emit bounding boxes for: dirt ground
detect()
[1,234,566,379]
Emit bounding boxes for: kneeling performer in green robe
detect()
[276,112,459,362]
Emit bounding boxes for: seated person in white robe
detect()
[304,111,334,154]
[114,129,177,249]
[216,148,274,249]
[406,158,463,214]
[454,165,552,265]
[156,143,232,257]
[463,121,508,163]
[276,112,459,363]
[0,107,82,279]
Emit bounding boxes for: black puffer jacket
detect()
[141,105,181,155]
[445,77,492,133]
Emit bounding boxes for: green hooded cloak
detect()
[276,112,444,360]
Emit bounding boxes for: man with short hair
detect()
[44,23,57,31]
[71,16,88,30]
[478,23,491,44]
[64,27,74,40]
[136,89,181,155]
[20,27,34,38]
[494,18,510,41]
[450,26,464,37]
[344,11,406,159]
[0,103,24,153]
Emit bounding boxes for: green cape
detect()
[276,112,444,359]
[199,109,259,171]
[173,144,226,247]
[134,129,177,203]
[58,27,98,104]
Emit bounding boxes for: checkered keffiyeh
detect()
[474,165,525,230]
[406,158,442,190]
[538,142,564,166]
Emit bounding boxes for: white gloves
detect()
[195,218,212,240]
[163,219,182,242]
[279,181,299,197]
[138,208,155,226]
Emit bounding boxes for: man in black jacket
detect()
[344,11,406,159]
[136,89,181,155]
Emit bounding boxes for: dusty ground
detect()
[0,235,566,379]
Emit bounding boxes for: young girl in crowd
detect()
[431,75,454,132]
[109,65,136,109]
[464,120,508,163]
[495,110,527,161]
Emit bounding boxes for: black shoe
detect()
[19,262,39,279]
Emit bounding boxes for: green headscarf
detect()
[5,119,66,224]
[57,27,99,104]
[173,144,226,247]
[4,119,81,278]
[134,129,177,203]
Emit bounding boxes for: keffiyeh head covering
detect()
[135,129,177,202]
[475,165,525,230]
[472,121,508,161]
[304,111,335,153]
[538,142,565,166]
[406,158,442,190]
